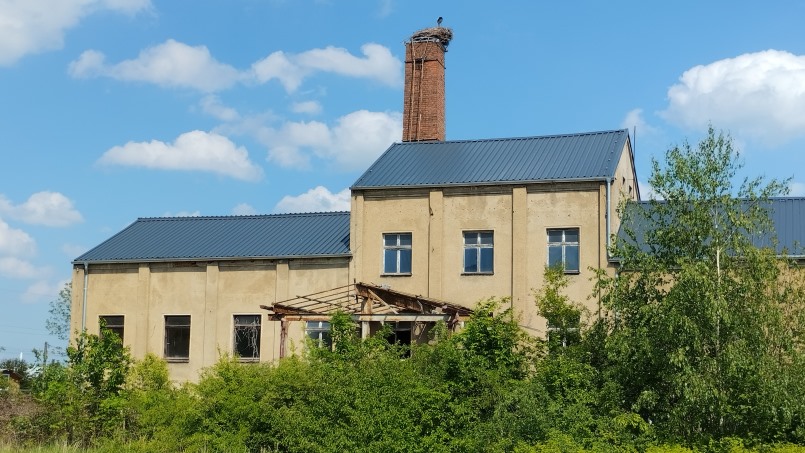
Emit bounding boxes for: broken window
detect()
[164,315,191,361]
[233,315,261,361]
[99,315,124,342]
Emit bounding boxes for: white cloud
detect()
[98,130,264,181]
[0,257,39,279]
[377,0,393,18]
[251,43,402,93]
[274,186,350,213]
[324,110,402,168]
[789,182,805,197]
[261,110,401,170]
[637,180,662,201]
[232,203,257,215]
[291,100,323,115]
[69,39,241,92]
[200,95,240,121]
[163,210,201,217]
[265,120,331,168]
[0,218,36,257]
[620,108,659,136]
[662,50,805,145]
[61,243,87,257]
[0,0,151,66]
[22,278,69,303]
[0,191,83,227]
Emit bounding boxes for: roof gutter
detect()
[71,253,352,266]
[351,176,612,191]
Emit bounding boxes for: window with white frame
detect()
[164,315,191,361]
[306,321,332,348]
[463,231,494,273]
[233,315,261,361]
[383,233,412,274]
[547,228,580,273]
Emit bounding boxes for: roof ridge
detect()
[137,211,350,221]
[393,128,628,145]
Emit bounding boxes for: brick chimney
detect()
[402,26,453,142]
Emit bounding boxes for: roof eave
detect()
[72,252,352,265]
[351,176,612,191]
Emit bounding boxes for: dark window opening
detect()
[99,315,124,342]
[384,322,412,357]
[164,315,191,361]
[233,315,261,361]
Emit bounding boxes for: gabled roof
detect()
[73,212,351,264]
[351,129,630,189]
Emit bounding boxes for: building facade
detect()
[70,25,640,380]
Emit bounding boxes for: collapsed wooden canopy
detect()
[260,282,472,324]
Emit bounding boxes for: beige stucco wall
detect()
[351,141,638,336]
[352,184,608,335]
[70,257,349,382]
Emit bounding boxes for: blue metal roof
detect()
[74,212,351,263]
[352,129,630,189]
[618,198,805,258]
[766,197,805,255]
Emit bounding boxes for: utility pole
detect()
[43,341,48,365]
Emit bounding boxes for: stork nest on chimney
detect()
[410,26,453,45]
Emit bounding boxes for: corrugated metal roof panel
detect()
[767,197,805,254]
[352,129,629,189]
[619,198,805,257]
[74,212,351,263]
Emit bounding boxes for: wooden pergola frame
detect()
[260,282,473,357]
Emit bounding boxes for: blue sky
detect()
[2,0,805,360]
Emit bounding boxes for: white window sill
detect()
[381,273,412,277]
[165,357,189,363]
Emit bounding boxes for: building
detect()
[70,25,663,381]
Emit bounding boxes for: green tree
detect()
[46,282,71,342]
[534,265,585,355]
[34,328,132,446]
[599,127,805,443]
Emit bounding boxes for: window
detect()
[164,315,191,361]
[306,321,332,348]
[99,315,124,342]
[547,314,581,353]
[233,315,261,361]
[383,233,412,274]
[547,228,580,273]
[463,231,494,273]
[384,322,413,358]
